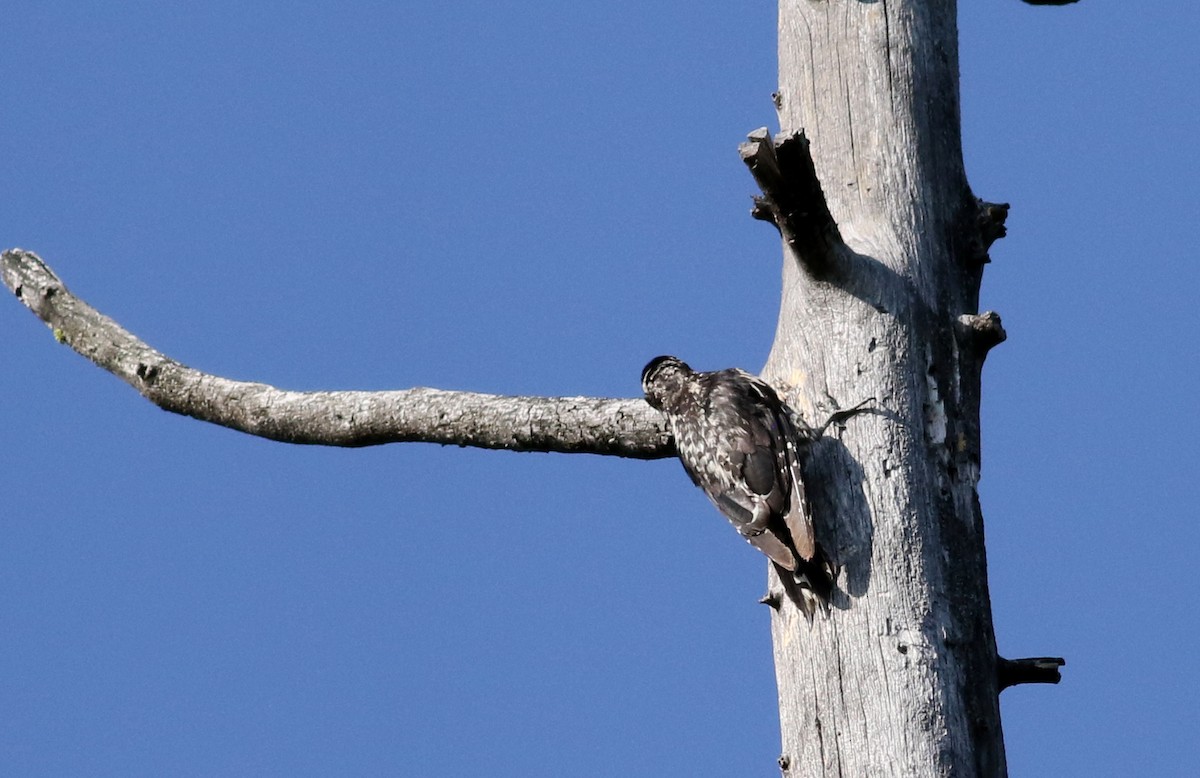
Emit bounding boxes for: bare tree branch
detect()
[739,129,843,278]
[957,311,1008,356]
[2,249,672,458]
[997,656,1066,691]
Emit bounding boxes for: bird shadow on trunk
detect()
[802,434,874,604]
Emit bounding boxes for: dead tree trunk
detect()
[745,1,1026,775]
[2,2,1067,775]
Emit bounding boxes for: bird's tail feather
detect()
[774,549,836,622]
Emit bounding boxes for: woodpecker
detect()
[641,355,836,619]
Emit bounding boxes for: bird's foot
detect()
[811,397,875,439]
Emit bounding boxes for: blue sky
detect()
[3,3,1197,776]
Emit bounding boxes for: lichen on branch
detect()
[2,249,671,458]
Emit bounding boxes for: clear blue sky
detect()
[3,3,1197,776]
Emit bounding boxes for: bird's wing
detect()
[699,370,833,618]
[777,409,818,563]
[690,371,802,570]
[739,373,818,564]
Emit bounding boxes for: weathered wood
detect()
[1,249,671,458]
[761,1,1014,775]
[1,3,1073,772]
[998,657,1066,691]
[739,128,843,277]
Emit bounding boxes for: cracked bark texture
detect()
[762,1,1011,775]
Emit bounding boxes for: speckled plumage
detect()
[642,355,833,619]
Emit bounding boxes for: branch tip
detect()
[997,656,1066,691]
[958,312,1006,354]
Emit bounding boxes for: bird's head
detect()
[641,355,693,411]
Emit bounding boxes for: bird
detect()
[641,355,835,619]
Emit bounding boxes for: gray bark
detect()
[0,249,670,458]
[2,1,1068,773]
[756,1,1019,775]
